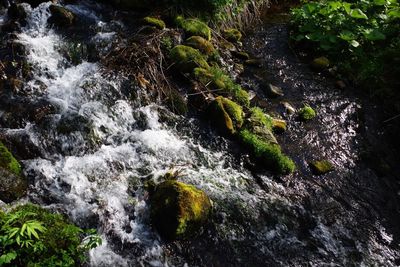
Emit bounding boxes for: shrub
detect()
[0,204,101,266]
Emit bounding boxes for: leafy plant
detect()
[0,204,101,267]
[291,0,400,96]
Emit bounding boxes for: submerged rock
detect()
[298,105,316,121]
[265,84,284,98]
[170,45,209,73]
[143,16,166,30]
[48,5,75,27]
[311,56,330,70]
[281,101,296,114]
[309,160,334,175]
[150,180,212,240]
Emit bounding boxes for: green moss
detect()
[0,141,21,176]
[176,16,211,40]
[272,118,287,133]
[194,66,250,106]
[223,28,242,42]
[248,107,273,130]
[299,105,317,121]
[309,160,333,175]
[211,96,243,134]
[185,36,215,56]
[311,57,330,70]
[170,45,210,73]
[231,51,249,60]
[239,129,296,174]
[143,16,166,29]
[150,180,211,240]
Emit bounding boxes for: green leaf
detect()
[339,30,356,41]
[363,29,386,40]
[388,8,400,18]
[350,40,360,47]
[0,252,17,265]
[342,2,352,14]
[350,9,368,19]
[374,0,387,5]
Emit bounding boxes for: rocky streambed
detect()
[0,1,399,266]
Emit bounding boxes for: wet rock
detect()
[48,5,75,27]
[281,101,296,114]
[150,180,212,240]
[1,20,21,33]
[0,168,27,203]
[335,80,346,89]
[265,84,284,98]
[22,0,52,8]
[8,3,27,22]
[176,16,211,40]
[272,118,287,133]
[143,16,166,30]
[223,28,242,42]
[298,105,316,121]
[311,56,330,70]
[244,59,262,67]
[231,50,250,60]
[170,45,209,73]
[185,36,215,56]
[209,96,244,135]
[309,160,334,175]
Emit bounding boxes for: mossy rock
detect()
[311,57,330,70]
[170,45,209,73]
[193,66,250,107]
[185,36,215,56]
[176,16,211,41]
[272,118,287,133]
[247,107,273,130]
[150,180,212,240]
[239,129,295,174]
[0,168,27,203]
[223,28,242,42]
[309,160,333,175]
[209,96,244,135]
[0,141,21,175]
[244,59,262,67]
[48,5,75,27]
[143,16,166,30]
[298,105,316,121]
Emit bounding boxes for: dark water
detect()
[0,1,399,266]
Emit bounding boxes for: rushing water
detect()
[0,1,399,266]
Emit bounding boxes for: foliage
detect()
[239,129,296,174]
[0,204,101,266]
[291,0,400,94]
[0,142,21,176]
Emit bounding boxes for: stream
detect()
[0,1,399,266]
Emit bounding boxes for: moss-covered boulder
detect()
[143,16,166,30]
[309,160,333,175]
[0,142,26,203]
[150,180,212,240]
[0,142,21,175]
[170,45,209,73]
[209,96,244,135]
[193,67,250,107]
[298,105,316,121]
[245,107,278,145]
[48,5,75,27]
[223,28,242,42]
[311,56,330,70]
[185,36,215,56]
[239,129,295,174]
[176,16,211,40]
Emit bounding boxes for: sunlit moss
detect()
[299,105,316,121]
[176,16,211,40]
[143,16,166,29]
[0,141,21,176]
[170,45,209,73]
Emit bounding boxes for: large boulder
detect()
[150,180,212,240]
